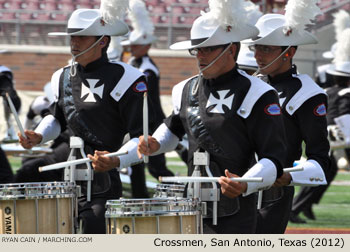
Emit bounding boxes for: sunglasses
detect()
[188,44,227,56]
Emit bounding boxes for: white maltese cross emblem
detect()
[206,90,234,114]
[81,79,104,102]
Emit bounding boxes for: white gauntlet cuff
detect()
[118,138,143,168]
[35,115,61,144]
[290,159,327,186]
[242,158,277,196]
[152,123,179,155]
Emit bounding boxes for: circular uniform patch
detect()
[313,103,327,116]
[264,103,281,116]
[132,81,148,92]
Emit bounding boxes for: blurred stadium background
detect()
[1,0,350,233]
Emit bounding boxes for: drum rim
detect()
[0,182,78,200]
[105,210,201,218]
[105,197,200,204]
[105,197,202,218]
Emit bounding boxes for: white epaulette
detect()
[0,65,11,73]
[285,74,326,115]
[110,61,145,102]
[236,69,275,119]
[139,56,159,77]
[172,75,198,115]
[50,68,64,102]
[338,87,350,96]
[317,64,331,84]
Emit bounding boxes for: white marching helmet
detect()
[48,0,129,37]
[120,30,157,46]
[237,44,258,71]
[245,13,317,46]
[236,1,261,71]
[326,28,350,77]
[245,0,321,46]
[323,10,350,59]
[107,36,124,60]
[322,42,337,59]
[170,0,258,50]
[120,0,157,46]
[326,61,350,77]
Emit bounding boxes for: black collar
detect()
[268,64,298,85]
[78,54,109,73]
[206,66,240,87]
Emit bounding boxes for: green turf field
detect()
[7,155,350,230]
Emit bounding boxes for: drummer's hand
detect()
[274,172,292,187]
[218,169,247,199]
[18,130,42,149]
[137,135,160,158]
[88,150,120,172]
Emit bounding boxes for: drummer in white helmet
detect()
[292,27,350,224]
[316,10,350,88]
[138,0,287,234]
[18,0,152,233]
[245,0,330,232]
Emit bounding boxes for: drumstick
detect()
[6,93,26,139]
[39,150,128,172]
[143,92,149,163]
[159,176,263,183]
[283,167,304,172]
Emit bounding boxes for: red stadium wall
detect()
[0,49,197,95]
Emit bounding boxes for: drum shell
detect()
[0,182,77,234]
[105,198,202,234]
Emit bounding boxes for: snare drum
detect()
[153,183,186,198]
[0,182,77,234]
[105,198,202,234]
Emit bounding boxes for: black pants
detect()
[203,194,257,234]
[148,154,174,178]
[0,147,13,183]
[78,173,122,234]
[130,163,149,198]
[78,197,109,234]
[14,143,69,182]
[256,186,295,234]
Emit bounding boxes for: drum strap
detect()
[61,68,104,148]
[184,78,228,159]
[183,80,241,218]
[61,69,120,196]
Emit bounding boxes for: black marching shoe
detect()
[302,206,316,220]
[289,212,307,224]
